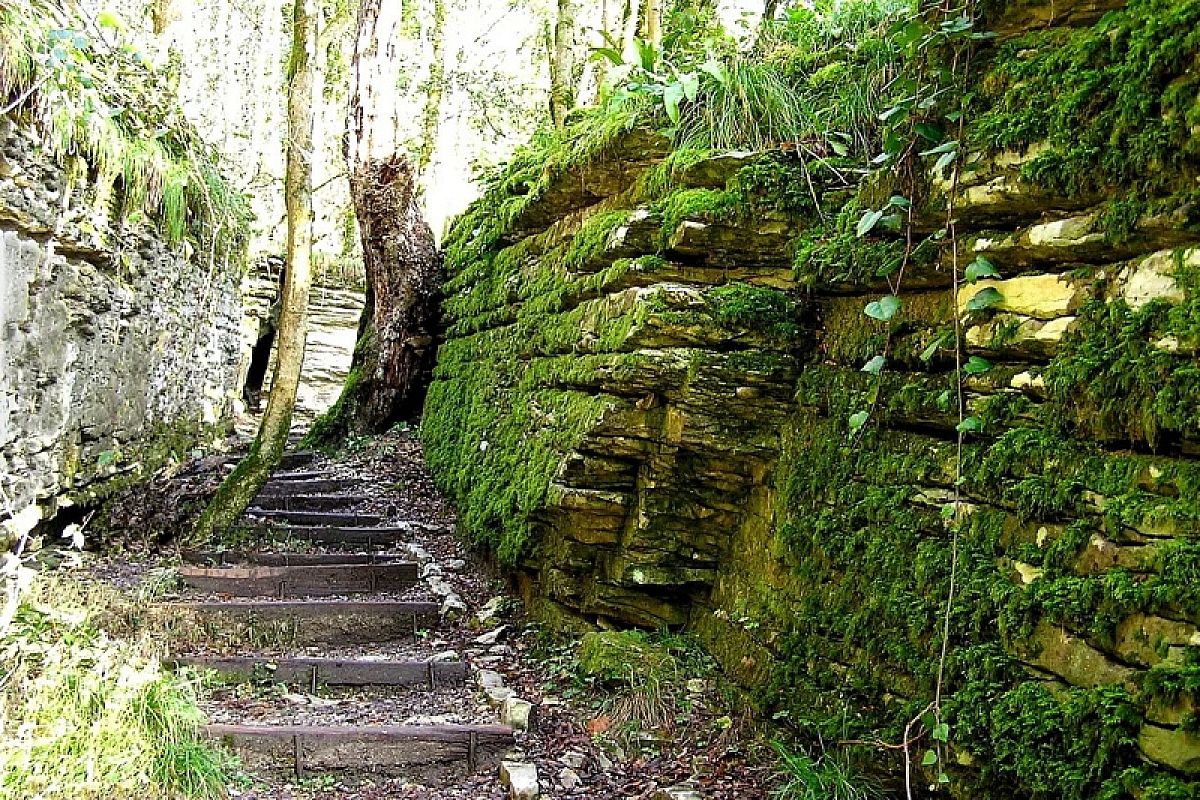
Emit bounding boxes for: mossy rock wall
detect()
[424,0,1200,794]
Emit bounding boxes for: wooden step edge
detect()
[167,599,439,614]
[204,722,514,741]
[244,510,387,526]
[174,655,469,687]
[178,562,419,597]
[205,722,514,776]
[181,550,412,566]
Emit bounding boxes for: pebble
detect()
[558,766,582,791]
[499,760,540,800]
[430,649,461,662]
[475,625,508,645]
[500,695,535,731]
[561,751,587,771]
[444,558,467,572]
[477,669,505,689]
[653,786,703,800]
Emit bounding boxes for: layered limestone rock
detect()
[0,117,245,532]
[426,0,1200,793]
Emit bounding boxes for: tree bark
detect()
[643,0,662,50]
[192,0,317,542]
[415,0,446,174]
[306,0,442,441]
[549,0,578,127]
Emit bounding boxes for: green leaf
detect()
[862,355,886,375]
[940,503,956,520]
[933,722,950,742]
[830,140,849,157]
[97,10,122,29]
[957,416,983,433]
[914,122,943,143]
[922,749,939,766]
[848,410,869,433]
[920,333,948,362]
[591,47,626,66]
[965,286,1003,312]
[699,58,728,87]
[864,295,901,322]
[963,355,993,375]
[933,150,957,175]
[678,71,699,102]
[663,82,685,124]
[919,139,959,157]
[888,194,911,209]
[965,255,999,283]
[936,390,952,411]
[856,209,884,237]
[938,772,951,784]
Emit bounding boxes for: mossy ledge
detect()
[423,0,1200,794]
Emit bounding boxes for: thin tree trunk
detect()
[306,0,442,441]
[192,0,316,542]
[415,0,446,174]
[621,0,641,58]
[549,0,577,128]
[643,0,661,49]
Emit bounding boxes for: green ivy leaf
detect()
[848,410,869,433]
[936,390,952,411]
[933,150,957,175]
[922,749,939,766]
[965,255,999,283]
[962,355,993,375]
[864,295,901,322]
[862,355,886,375]
[887,194,911,209]
[856,209,885,237]
[965,286,1003,312]
[940,503,956,520]
[957,416,983,433]
[933,722,950,742]
[678,71,699,102]
[97,10,122,29]
[914,122,943,143]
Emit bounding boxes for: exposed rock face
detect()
[0,117,244,530]
[425,0,1200,793]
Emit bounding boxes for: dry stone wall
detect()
[0,116,245,533]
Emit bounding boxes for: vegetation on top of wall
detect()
[0,0,250,264]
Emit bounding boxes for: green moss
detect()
[1042,253,1200,447]
[651,188,742,246]
[708,283,801,339]
[971,0,1200,197]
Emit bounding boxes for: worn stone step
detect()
[279,451,318,470]
[175,655,469,688]
[269,470,337,481]
[181,550,411,567]
[205,722,514,778]
[244,509,386,527]
[258,478,361,496]
[159,600,440,646]
[252,494,374,512]
[179,562,419,597]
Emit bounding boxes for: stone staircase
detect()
[157,451,520,788]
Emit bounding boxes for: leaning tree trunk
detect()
[192,0,317,542]
[306,0,442,442]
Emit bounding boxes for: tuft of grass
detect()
[0,576,232,800]
[772,742,883,800]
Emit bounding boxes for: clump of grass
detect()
[576,630,716,746]
[772,742,883,800]
[0,576,232,800]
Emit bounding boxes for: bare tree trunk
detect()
[621,0,641,58]
[643,0,661,49]
[193,0,316,542]
[549,0,577,127]
[306,0,442,441]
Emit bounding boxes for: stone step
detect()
[205,722,514,779]
[181,550,411,567]
[258,478,361,496]
[279,451,319,470]
[234,523,437,546]
[252,494,374,512]
[160,600,440,645]
[244,509,386,527]
[175,654,469,688]
[179,562,419,597]
[270,470,337,481]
